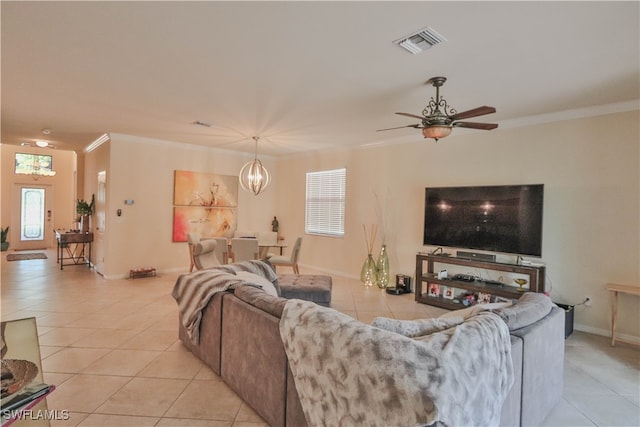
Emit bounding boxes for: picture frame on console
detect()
[428,284,440,297]
[443,287,455,299]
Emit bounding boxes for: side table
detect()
[55,231,93,270]
[606,283,640,347]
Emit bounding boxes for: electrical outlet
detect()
[584,296,592,307]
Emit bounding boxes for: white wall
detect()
[94,134,278,278]
[276,110,640,341]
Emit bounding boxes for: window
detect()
[14,153,54,175]
[305,168,346,237]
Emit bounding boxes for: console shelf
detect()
[415,253,546,310]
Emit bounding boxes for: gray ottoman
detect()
[278,274,332,306]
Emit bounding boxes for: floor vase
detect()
[360,254,377,287]
[376,244,389,289]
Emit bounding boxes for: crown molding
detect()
[498,100,639,130]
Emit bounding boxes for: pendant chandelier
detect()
[239,136,271,196]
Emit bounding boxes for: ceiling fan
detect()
[377,76,498,141]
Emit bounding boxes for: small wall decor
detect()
[172,170,238,242]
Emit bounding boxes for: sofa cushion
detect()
[371,316,463,337]
[235,271,278,297]
[216,260,282,296]
[439,302,513,320]
[233,284,286,318]
[492,292,553,331]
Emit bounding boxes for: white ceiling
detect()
[2,1,639,157]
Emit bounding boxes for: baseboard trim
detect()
[574,323,640,345]
[297,263,358,280]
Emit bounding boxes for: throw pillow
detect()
[492,292,553,331]
[371,316,463,338]
[235,271,279,297]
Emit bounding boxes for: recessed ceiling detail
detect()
[393,26,447,54]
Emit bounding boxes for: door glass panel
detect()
[21,188,45,241]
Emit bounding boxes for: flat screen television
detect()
[423,184,544,257]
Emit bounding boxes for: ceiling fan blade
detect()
[376,124,422,132]
[449,106,496,121]
[395,112,426,120]
[453,121,498,130]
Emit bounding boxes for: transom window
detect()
[15,153,54,175]
[305,168,346,237]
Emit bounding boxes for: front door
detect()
[12,184,53,250]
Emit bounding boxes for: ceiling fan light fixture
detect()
[35,140,49,148]
[422,126,452,141]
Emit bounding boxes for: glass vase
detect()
[360,253,377,287]
[376,244,390,289]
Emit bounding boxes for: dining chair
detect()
[186,232,201,272]
[230,238,259,262]
[212,237,229,264]
[193,239,221,270]
[256,231,278,258]
[269,236,302,274]
[257,231,278,246]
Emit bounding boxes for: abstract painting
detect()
[173,170,238,207]
[173,206,237,242]
[172,171,238,242]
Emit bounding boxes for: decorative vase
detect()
[80,215,90,233]
[375,244,390,289]
[360,253,377,287]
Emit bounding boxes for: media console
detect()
[415,253,546,310]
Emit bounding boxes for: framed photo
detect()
[428,284,440,297]
[477,292,492,304]
[443,286,455,299]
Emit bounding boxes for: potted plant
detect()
[76,195,95,233]
[1,226,9,251]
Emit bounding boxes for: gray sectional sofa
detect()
[173,261,564,427]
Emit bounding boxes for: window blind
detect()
[305,168,346,237]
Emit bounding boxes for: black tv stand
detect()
[415,253,545,310]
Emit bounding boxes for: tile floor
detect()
[1,249,638,426]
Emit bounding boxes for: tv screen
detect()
[423,184,544,257]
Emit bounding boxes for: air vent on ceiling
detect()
[193,120,213,128]
[394,26,447,54]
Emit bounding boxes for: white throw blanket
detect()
[279,300,514,427]
[172,269,241,345]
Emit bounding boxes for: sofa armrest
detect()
[220,293,288,427]
[178,291,225,375]
[510,306,565,427]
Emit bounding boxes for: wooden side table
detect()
[55,231,93,270]
[606,283,640,346]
